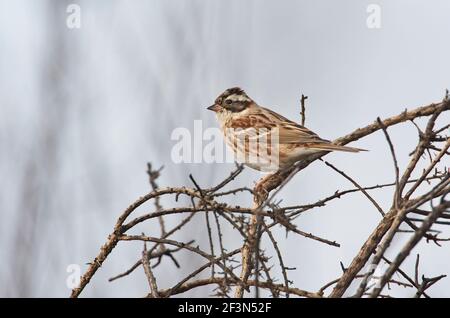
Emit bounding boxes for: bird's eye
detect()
[225,99,232,105]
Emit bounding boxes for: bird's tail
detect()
[310,143,367,153]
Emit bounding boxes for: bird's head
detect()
[207,87,253,115]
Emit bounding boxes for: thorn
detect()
[340,261,347,273]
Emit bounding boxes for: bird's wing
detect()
[258,107,329,144]
[227,105,329,144]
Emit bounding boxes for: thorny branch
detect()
[71,95,450,298]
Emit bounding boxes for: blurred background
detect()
[0,0,449,297]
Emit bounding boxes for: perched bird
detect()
[207,87,365,172]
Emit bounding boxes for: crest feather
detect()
[214,87,253,111]
[226,87,245,96]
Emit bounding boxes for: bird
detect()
[207,87,366,172]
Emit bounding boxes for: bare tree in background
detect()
[9,2,73,297]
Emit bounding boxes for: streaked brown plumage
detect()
[207,87,365,172]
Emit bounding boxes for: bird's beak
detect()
[207,104,221,112]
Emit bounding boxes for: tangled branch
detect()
[70,95,449,298]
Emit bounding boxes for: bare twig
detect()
[370,198,450,297]
[300,94,308,126]
[142,241,159,298]
[322,160,385,217]
[158,278,321,298]
[330,101,449,298]
[262,222,290,298]
[376,118,400,208]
